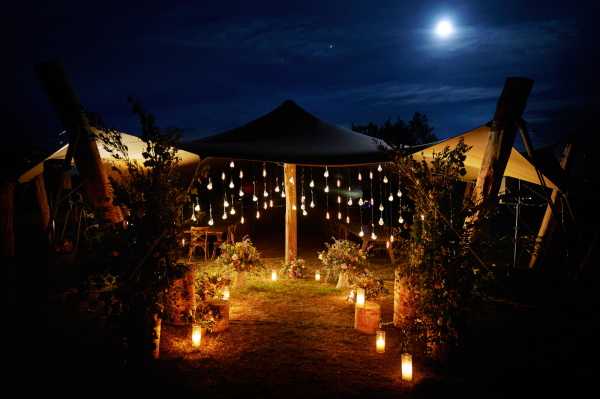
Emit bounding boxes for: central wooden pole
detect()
[284,163,297,263]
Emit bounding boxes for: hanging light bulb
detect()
[324,167,329,178]
[239,188,244,197]
[263,189,269,197]
[301,203,306,211]
[390,234,394,243]
[358,227,365,237]
[324,185,329,193]
[275,185,280,193]
[302,209,308,216]
[379,203,384,212]
[208,217,214,226]
[337,195,341,204]
[398,216,404,224]
[377,164,383,172]
[263,201,268,210]
[358,198,364,206]
[309,179,314,188]
[224,199,230,208]
[388,193,394,202]
[239,170,244,179]
[221,172,226,180]
[194,202,200,212]
[208,204,213,226]
[310,199,315,208]
[397,189,402,197]
[207,178,213,191]
[370,198,374,205]
[262,166,267,177]
[269,199,274,207]
[383,176,388,184]
[301,195,306,202]
[240,216,245,224]
[371,231,377,240]
[229,160,235,168]
[369,171,373,180]
[347,198,353,206]
[337,211,342,220]
[230,207,236,215]
[281,190,286,198]
[229,179,235,189]
[252,194,258,202]
[386,240,390,249]
[222,212,228,220]
[336,179,341,188]
[191,213,197,222]
[420,214,425,221]
[358,172,362,181]
[326,211,330,220]
[256,210,261,219]
[346,215,350,224]
[378,217,384,226]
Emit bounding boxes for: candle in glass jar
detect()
[355,288,365,307]
[376,330,386,353]
[401,353,413,382]
[191,324,202,348]
[315,270,321,281]
[271,270,278,281]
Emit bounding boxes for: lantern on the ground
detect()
[376,330,386,353]
[271,270,278,281]
[222,286,230,301]
[355,288,365,306]
[192,324,202,348]
[401,353,413,382]
[315,270,321,281]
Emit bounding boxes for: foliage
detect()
[281,258,306,279]
[353,112,437,148]
[317,238,367,277]
[393,139,494,351]
[216,237,264,273]
[195,271,231,302]
[350,269,388,300]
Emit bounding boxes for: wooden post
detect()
[528,143,573,268]
[466,77,533,242]
[0,182,15,257]
[284,163,297,263]
[33,174,51,234]
[36,62,123,224]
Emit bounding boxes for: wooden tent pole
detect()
[0,182,15,257]
[36,62,123,225]
[284,163,297,263]
[466,77,533,243]
[33,174,51,235]
[528,143,573,269]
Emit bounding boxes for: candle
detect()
[315,270,321,281]
[376,330,386,353]
[355,288,365,307]
[271,270,278,281]
[222,286,230,301]
[401,353,413,382]
[191,324,202,348]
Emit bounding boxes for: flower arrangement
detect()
[317,238,367,278]
[216,236,263,273]
[281,258,306,279]
[195,272,231,302]
[351,269,388,300]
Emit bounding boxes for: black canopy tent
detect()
[182,100,391,262]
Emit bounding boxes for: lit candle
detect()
[355,288,365,307]
[222,286,230,301]
[401,353,413,382]
[376,330,386,353]
[191,324,202,348]
[315,270,321,281]
[271,270,278,281]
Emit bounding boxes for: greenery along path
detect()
[158,257,420,398]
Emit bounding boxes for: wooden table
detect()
[187,227,225,261]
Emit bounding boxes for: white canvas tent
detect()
[18,128,201,184]
[410,125,558,190]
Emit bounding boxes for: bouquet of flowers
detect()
[195,272,232,302]
[317,238,367,278]
[351,269,388,300]
[216,236,263,273]
[281,258,306,279]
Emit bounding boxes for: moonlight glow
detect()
[435,19,454,38]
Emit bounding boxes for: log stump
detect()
[165,271,196,325]
[354,301,381,335]
[208,300,230,333]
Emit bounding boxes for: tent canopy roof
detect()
[408,125,559,190]
[181,100,390,165]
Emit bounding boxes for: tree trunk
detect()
[33,174,51,235]
[466,77,534,243]
[284,163,297,263]
[36,62,123,224]
[0,182,15,257]
[528,143,573,268]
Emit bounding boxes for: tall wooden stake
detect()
[466,77,534,243]
[284,163,297,263]
[36,62,123,224]
[528,143,573,268]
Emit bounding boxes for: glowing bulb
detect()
[347,198,353,206]
[275,185,280,193]
[358,227,364,237]
[207,180,213,190]
[386,240,390,249]
[336,179,341,187]
[239,170,244,179]
[252,194,258,202]
[302,209,308,216]
[310,200,315,208]
[263,190,269,197]
[370,198,374,205]
[208,218,214,226]
[309,180,314,188]
[240,216,245,224]
[378,217,384,226]
[337,211,342,220]
[229,180,234,189]
[377,164,382,172]
[230,207,236,215]
[262,167,267,177]
[263,202,268,210]
[256,210,261,219]
[271,270,278,281]
[383,176,388,183]
[315,271,321,281]
[229,161,235,168]
[358,172,362,181]
[337,196,341,204]
[269,199,274,207]
[399,216,404,224]
[191,324,202,348]
[358,198,364,206]
[301,203,306,211]
[435,19,454,39]
[420,214,425,221]
[371,232,377,240]
[390,234,394,242]
[326,211,330,220]
[221,172,226,180]
[397,189,402,197]
[281,190,286,198]
[324,167,329,178]
[222,212,228,220]
[239,188,244,197]
[346,215,350,224]
[224,200,229,208]
[194,203,200,212]
[379,203,384,212]
[324,185,329,193]
[181,238,186,247]
[369,171,373,180]
[388,194,394,202]
[191,213,197,222]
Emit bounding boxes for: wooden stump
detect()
[208,300,230,333]
[354,301,381,335]
[165,271,196,325]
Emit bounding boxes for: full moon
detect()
[435,19,454,38]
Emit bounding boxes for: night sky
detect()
[7,0,599,151]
